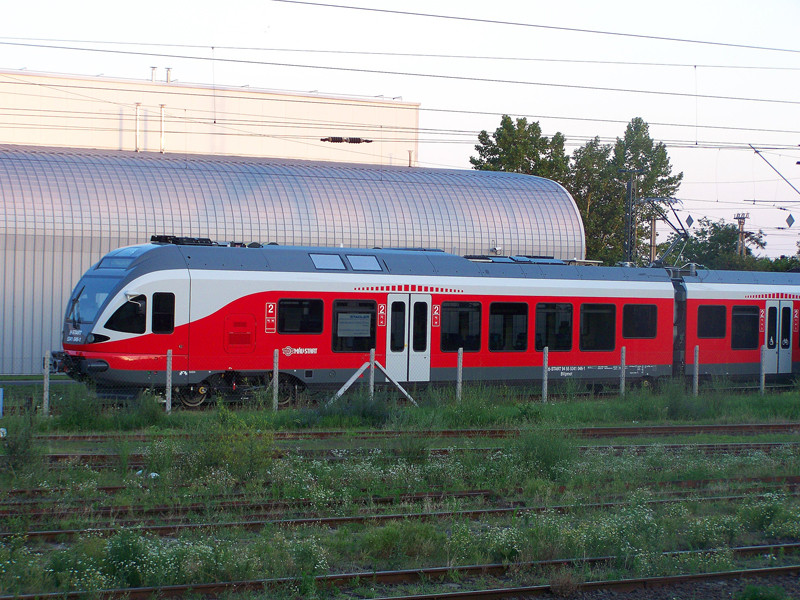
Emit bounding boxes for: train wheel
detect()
[276,373,306,406]
[180,383,210,408]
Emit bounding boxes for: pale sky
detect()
[2,0,799,257]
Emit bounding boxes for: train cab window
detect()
[441,302,481,352]
[152,293,175,334]
[489,303,528,352]
[622,304,657,339]
[697,305,726,339]
[278,299,323,334]
[535,303,572,351]
[332,300,376,352]
[580,304,616,351]
[310,254,346,270]
[105,294,146,334]
[731,306,759,350]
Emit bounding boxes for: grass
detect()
[2,381,800,596]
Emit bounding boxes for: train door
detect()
[385,294,431,383]
[764,300,793,374]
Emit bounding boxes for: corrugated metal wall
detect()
[0,145,585,374]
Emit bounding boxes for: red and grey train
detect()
[55,236,800,405]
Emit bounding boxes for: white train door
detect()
[764,300,793,374]
[385,294,431,383]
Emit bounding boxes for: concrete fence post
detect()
[693,345,700,397]
[165,349,173,414]
[542,346,549,403]
[42,354,50,417]
[456,347,463,402]
[760,345,766,396]
[273,349,279,411]
[620,346,626,397]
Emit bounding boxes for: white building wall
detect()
[0,70,420,165]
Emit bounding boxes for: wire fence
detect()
[0,344,775,418]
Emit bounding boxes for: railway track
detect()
[24,440,800,470]
[1,544,797,600]
[3,474,800,523]
[28,421,800,443]
[6,489,797,543]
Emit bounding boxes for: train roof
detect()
[89,238,800,288]
[682,267,800,286]
[92,239,678,284]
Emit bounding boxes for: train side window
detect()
[278,299,323,334]
[152,292,175,334]
[489,302,528,352]
[697,305,726,339]
[105,294,146,334]
[390,302,405,352]
[731,306,759,350]
[781,306,791,349]
[412,301,428,352]
[767,306,777,349]
[580,303,616,351]
[441,301,481,352]
[332,300,376,352]
[535,303,572,351]
[622,304,657,339]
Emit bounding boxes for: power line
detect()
[2,41,800,107]
[3,75,799,150]
[3,36,799,71]
[273,0,800,55]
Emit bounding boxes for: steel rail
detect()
[5,473,800,516]
[28,441,800,469]
[0,489,495,521]
[29,421,800,443]
[1,544,798,600]
[6,490,798,543]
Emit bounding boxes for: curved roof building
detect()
[1,144,584,373]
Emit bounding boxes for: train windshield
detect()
[66,276,119,324]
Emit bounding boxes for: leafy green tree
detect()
[662,217,767,270]
[470,115,569,181]
[564,137,624,264]
[471,116,683,265]
[610,118,683,263]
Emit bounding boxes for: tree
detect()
[609,118,683,264]
[470,115,569,181]
[564,137,624,264]
[662,217,767,270]
[471,115,684,265]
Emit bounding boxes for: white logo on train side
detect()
[282,346,319,357]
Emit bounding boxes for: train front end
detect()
[53,242,190,395]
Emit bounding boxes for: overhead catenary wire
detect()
[1,75,799,153]
[1,41,799,107]
[272,0,800,56]
[3,36,800,71]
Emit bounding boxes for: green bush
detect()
[736,585,787,600]
[512,429,577,480]
[0,417,39,476]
